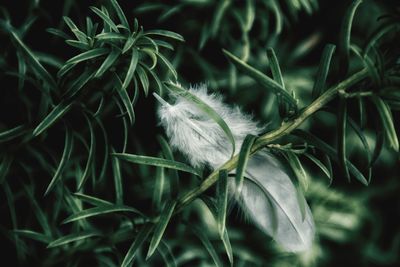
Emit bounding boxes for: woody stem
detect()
[173,68,368,214]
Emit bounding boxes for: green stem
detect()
[174,68,369,214]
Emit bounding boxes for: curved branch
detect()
[174,68,369,214]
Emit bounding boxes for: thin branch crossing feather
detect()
[155,84,315,252]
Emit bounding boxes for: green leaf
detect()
[94,96,105,117]
[65,39,90,50]
[337,98,350,180]
[97,256,117,267]
[3,181,19,238]
[95,32,126,42]
[136,65,150,96]
[372,96,399,151]
[338,0,363,76]
[156,3,181,21]
[33,102,72,136]
[44,126,74,195]
[348,117,371,165]
[223,49,297,107]
[381,86,400,109]
[141,47,158,70]
[157,240,177,267]
[14,230,52,244]
[270,0,283,34]
[47,231,100,248]
[244,0,255,32]
[157,135,179,197]
[198,22,211,50]
[65,47,108,65]
[86,17,94,36]
[110,0,130,29]
[16,51,26,90]
[200,197,233,265]
[35,52,63,69]
[121,224,153,267]
[142,64,163,94]
[122,36,135,54]
[284,151,309,192]
[304,153,332,181]
[144,29,184,42]
[153,166,165,211]
[220,228,233,266]
[216,169,228,238]
[153,39,174,50]
[113,99,129,152]
[147,200,176,259]
[73,193,113,206]
[23,185,52,236]
[95,48,121,77]
[210,0,230,38]
[323,153,334,181]
[292,129,369,185]
[0,156,13,184]
[139,36,160,52]
[72,29,88,43]
[25,146,52,173]
[77,114,96,190]
[156,137,174,163]
[165,83,236,156]
[295,185,307,222]
[312,44,336,99]
[46,28,70,39]
[284,155,308,220]
[157,52,178,80]
[0,125,25,143]
[3,181,29,261]
[132,76,140,105]
[235,134,257,193]
[63,68,96,98]
[10,30,57,91]
[90,6,119,32]
[99,6,112,32]
[62,205,142,224]
[63,16,86,42]
[114,73,136,125]
[57,62,75,77]
[266,47,293,117]
[266,47,285,88]
[112,153,201,176]
[94,115,109,182]
[122,48,139,89]
[363,22,398,57]
[192,226,223,267]
[63,188,90,230]
[370,128,384,167]
[111,147,123,205]
[351,45,381,86]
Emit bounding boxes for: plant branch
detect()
[174,68,369,214]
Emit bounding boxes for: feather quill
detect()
[156,84,315,252]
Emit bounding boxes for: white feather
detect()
[243,153,315,252]
[156,84,315,252]
[157,84,261,168]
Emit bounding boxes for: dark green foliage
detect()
[0,0,399,266]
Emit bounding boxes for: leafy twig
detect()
[174,68,369,214]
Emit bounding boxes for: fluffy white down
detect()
[157,85,315,252]
[157,84,262,168]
